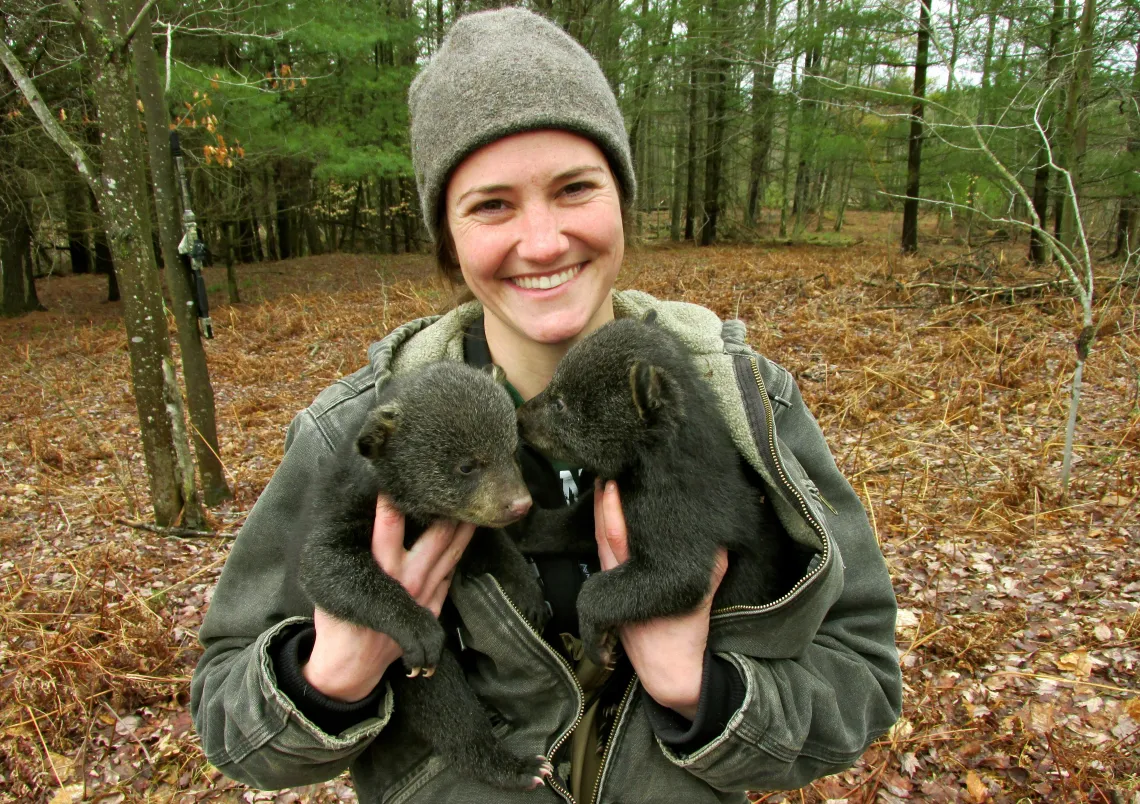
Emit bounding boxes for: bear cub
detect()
[297,361,552,790]
[516,313,782,665]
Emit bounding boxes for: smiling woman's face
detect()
[444,129,625,346]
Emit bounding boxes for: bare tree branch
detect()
[0,39,98,194]
[122,0,160,49]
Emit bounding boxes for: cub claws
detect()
[405,665,436,679]
[422,665,436,678]
[406,667,420,678]
[538,757,554,778]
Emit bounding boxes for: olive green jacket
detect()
[190,290,902,804]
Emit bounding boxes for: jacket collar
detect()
[366,290,734,386]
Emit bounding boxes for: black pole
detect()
[170,132,213,339]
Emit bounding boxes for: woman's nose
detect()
[515,204,569,264]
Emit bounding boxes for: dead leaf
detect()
[896,608,919,633]
[114,714,141,736]
[965,770,988,803]
[900,752,920,776]
[1024,702,1055,735]
[48,785,83,804]
[1056,648,1092,679]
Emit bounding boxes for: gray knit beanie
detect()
[408,8,636,243]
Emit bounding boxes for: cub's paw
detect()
[479,753,554,791]
[393,615,446,678]
[580,621,619,670]
[500,576,549,631]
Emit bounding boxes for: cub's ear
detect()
[641,309,659,326]
[483,364,508,385]
[357,404,400,459]
[630,361,678,422]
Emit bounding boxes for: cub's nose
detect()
[507,495,533,519]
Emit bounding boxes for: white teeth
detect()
[512,263,583,290]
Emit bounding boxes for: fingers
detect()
[707,548,729,600]
[424,571,454,616]
[421,520,475,596]
[370,494,407,568]
[595,479,628,570]
[601,480,629,564]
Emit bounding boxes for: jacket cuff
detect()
[271,623,387,736]
[643,651,746,755]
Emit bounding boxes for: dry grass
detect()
[1,214,1137,803]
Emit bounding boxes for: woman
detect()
[191,9,902,803]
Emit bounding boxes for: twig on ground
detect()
[114,519,230,539]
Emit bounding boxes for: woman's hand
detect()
[594,480,727,721]
[302,495,476,702]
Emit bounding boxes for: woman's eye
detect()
[473,199,506,214]
[563,182,593,197]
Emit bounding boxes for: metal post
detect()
[170,131,213,339]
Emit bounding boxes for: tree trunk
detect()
[746,0,778,228]
[628,0,652,232]
[700,0,728,246]
[133,25,229,510]
[248,209,265,262]
[276,162,293,259]
[23,234,45,312]
[93,226,120,302]
[345,181,363,251]
[1112,44,1140,258]
[298,168,324,256]
[224,225,241,304]
[779,11,801,240]
[1029,0,1065,264]
[1,200,29,317]
[262,166,280,261]
[683,27,701,242]
[901,0,931,254]
[670,114,685,242]
[65,183,92,274]
[237,218,257,263]
[946,0,960,92]
[75,0,189,525]
[1058,0,1098,252]
[793,0,823,237]
[400,177,416,252]
[834,159,854,232]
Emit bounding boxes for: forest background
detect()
[1,0,1139,801]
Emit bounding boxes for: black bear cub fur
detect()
[516,313,782,665]
[297,362,552,790]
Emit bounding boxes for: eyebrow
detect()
[455,165,606,206]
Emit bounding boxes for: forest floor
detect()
[1,212,1138,803]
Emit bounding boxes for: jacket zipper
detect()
[587,675,638,804]
[488,577,584,803]
[712,356,831,614]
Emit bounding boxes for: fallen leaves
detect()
[4,232,1138,804]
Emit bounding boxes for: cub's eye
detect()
[553,398,567,413]
[457,460,478,476]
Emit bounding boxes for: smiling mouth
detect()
[509,263,584,291]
